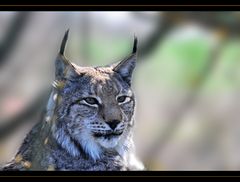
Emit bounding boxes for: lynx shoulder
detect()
[2,30,144,171]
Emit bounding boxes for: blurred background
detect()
[1,11,240,170]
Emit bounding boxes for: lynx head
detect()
[52,30,138,160]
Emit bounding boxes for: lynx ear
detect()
[113,36,138,85]
[55,29,76,80]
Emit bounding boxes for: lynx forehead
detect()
[88,68,119,96]
[99,79,118,96]
[72,66,121,96]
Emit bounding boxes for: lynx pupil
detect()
[84,97,98,105]
[117,96,127,103]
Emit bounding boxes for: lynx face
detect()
[53,31,138,160]
[59,66,135,149]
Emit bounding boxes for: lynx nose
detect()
[106,120,120,130]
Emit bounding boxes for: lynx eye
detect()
[83,97,99,105]
[117,96,130,104]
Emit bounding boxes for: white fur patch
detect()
[116,132,145,170]
[127,153,145,170]
[78,131,102,161]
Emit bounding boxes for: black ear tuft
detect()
[112,36,138,86]
[55,29,78,80]
[132,35,138,54]
[59,29,69,55]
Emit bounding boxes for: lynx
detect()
[2,30,144,171]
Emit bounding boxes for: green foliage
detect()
[203,40,240,93]
[136,37,211,90]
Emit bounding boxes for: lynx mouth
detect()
[93,131,123,139]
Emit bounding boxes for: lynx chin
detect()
[2,30,145,171]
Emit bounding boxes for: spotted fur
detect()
[2,31,144,171]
